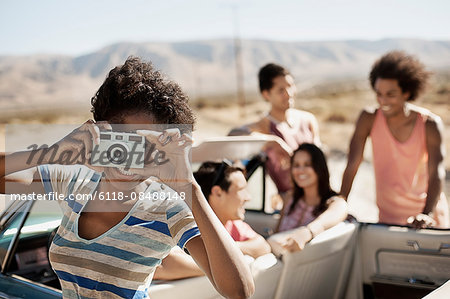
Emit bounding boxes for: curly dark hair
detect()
[369,51,431,101]
[258,63,290,93]
[194,161,244,201]
[288,143,337,216]
[91,56,195,128]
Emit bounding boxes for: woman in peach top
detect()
[341,51,449,228]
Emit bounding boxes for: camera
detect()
[90,131,146,169]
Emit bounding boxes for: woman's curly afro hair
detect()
[369,51,431,101]
[91,56,195,128]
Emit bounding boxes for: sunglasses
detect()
[211,159,233,187]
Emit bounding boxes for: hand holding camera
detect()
[45,120,112,172]
[89,126,192,184]
[48,121,193,195]
[132,128,194,193]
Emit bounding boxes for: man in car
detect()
[154,161,271,280]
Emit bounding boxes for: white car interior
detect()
[148,137,450,299]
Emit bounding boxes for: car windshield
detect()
[0,200,29,269]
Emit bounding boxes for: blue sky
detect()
[1,0,449,56]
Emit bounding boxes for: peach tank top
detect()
[371,109,429,225]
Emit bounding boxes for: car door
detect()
[0,199,62,299]
[345,223,450,299]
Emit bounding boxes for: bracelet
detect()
[306,225,315,241]
[307,224,323,239]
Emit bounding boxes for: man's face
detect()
[374,78,410,117]
[262,74,296,112]
[220,171,251,221]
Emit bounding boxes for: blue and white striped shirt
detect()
[39,165,200,299]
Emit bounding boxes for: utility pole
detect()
[232,5,246,117]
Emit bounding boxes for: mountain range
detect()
[1,38,450,110]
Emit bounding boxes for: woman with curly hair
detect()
[340,51,449,228]
[1,56,254,298]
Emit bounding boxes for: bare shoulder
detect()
[249,117,271,134]
[355,107,377,132]
[342,108,377,144]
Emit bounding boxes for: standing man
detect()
[229,63,320,198]
[340,51,449,228]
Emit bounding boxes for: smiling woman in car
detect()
[268,143,348,253]
[0,56,254,299]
